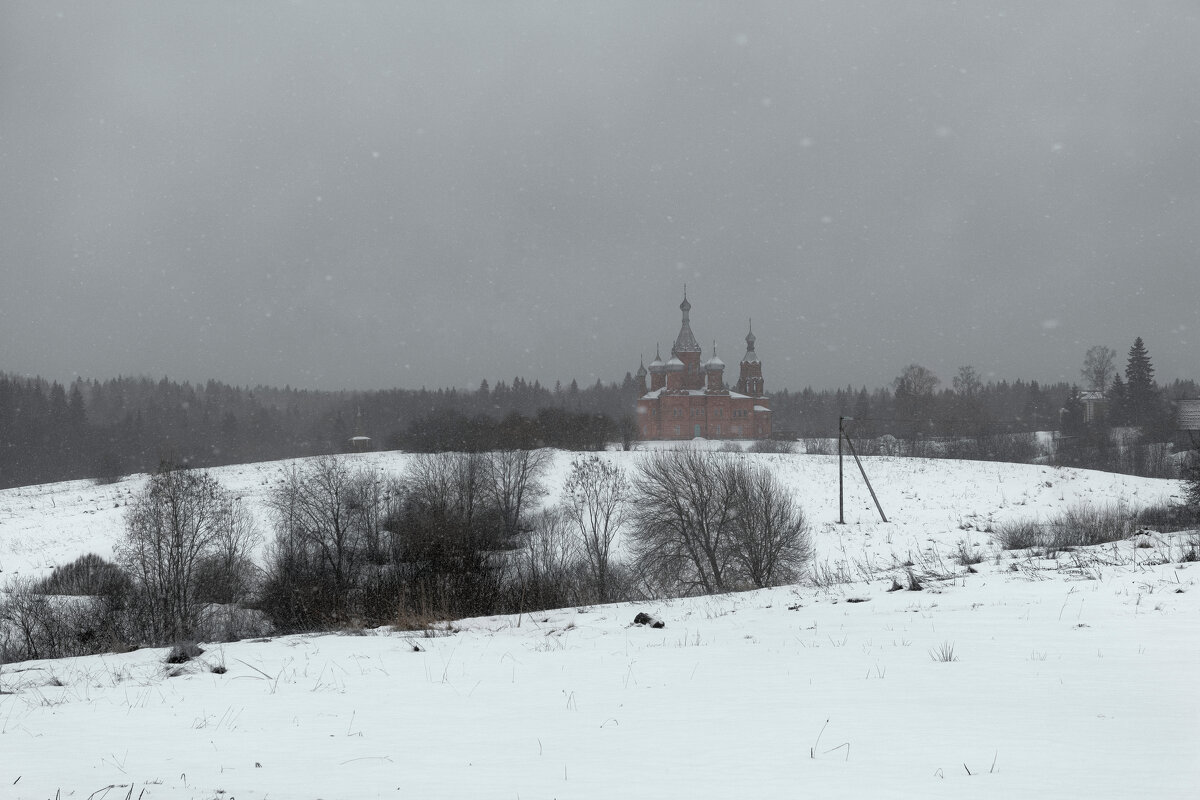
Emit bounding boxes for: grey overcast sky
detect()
[1,2,1197,393]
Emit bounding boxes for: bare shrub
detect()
[993,520,1044,551]
[35,553,133,598]
[801,438,832,455]
[980,432,1039,463]
[0,579,71,661]
[953,539,986,566]
[726,463,812,588]
[509,507,582,612]
[997,504,1143,557]
[388,452,511,619]
[1134,501,1196,532]
[165,641,204,664]
[750,438,796,454]
[1181,531,1200,563]
[1048,504,1133,553]
[629,449,812,596]
[0,576,139,662]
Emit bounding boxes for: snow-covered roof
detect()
[641,389,755,400]
[753,405,771,413]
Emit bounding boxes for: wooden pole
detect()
[843,432,887,523]
[838,416,845,524]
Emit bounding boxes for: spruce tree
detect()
[1185,453,1200,519]
[1124,337,1156,427]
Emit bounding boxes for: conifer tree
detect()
[1184,453,1200,518]
[1106,373,1129,426]
[1124,337,1157,427]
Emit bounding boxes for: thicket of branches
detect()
[256,451,559,629]
[628,449,811,596]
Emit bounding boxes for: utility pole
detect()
[838,416,845,524]
[838,416,887,524]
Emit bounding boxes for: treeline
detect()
[2,356,1196,489]
[0,374,640,490]
[772,378,1074,439]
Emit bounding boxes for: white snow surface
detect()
[1,450,1197,799]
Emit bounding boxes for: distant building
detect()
[1080,391,1108,424]
[634,293,771,440]
[1180,399,1200,447]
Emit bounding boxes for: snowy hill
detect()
[1,451,1197,798]
[0,449,1185,581]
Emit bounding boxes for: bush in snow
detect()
[628,449,811,597]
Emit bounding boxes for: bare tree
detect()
[117,466,237,642]
[1082,345,1116,392]
[894,363,940,396]
[513,507,580,611]
[628,449,813,596]
[346,470,401,566]
[404,451,488,530]
[192,495,261,605]
[562,455,627,602]
[952,365,982,398]
[266,456,367,621]
[628,449,739,595]
[484,449,551,543]
[893,364,940,450]
[726,464,811,588]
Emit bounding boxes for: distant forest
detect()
[1,368,1196,490]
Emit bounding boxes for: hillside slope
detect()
[1,452,1196,799]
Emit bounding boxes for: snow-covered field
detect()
[2,450,1197,799]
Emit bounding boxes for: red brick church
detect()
[635,293,771,440]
